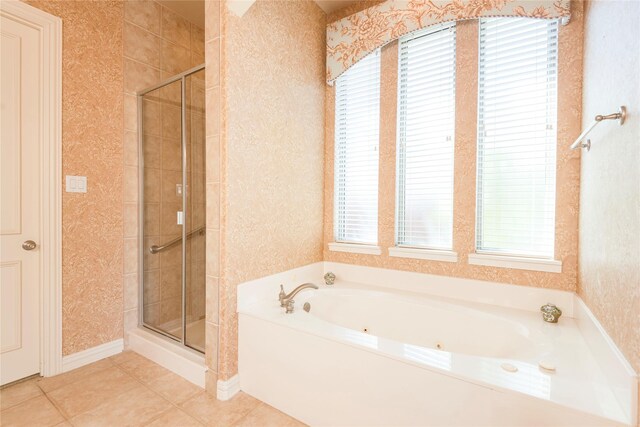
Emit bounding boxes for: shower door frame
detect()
[136,63,205,352]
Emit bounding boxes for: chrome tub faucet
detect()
[279,283,318,314]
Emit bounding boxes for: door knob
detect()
[22,240,37,251]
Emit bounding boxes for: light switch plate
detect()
[66,175,87,193]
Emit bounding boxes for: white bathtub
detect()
[238,262,637,426]
[308,288,543,360]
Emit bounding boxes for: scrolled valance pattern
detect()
[326,0,571,84]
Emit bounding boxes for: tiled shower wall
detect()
[122,0,205,341]
[204,0,221,392]
[184,74,207,345]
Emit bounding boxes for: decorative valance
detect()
[326,0,571,84]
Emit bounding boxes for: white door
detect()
[0,10,42,385]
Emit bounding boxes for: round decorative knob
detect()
[540,303,562,323]
[324,272,336,286]
[22,240,37,251]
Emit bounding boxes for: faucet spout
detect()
[279,282,318,313]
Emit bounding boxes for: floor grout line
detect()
[0,392,40,414]
[35,358,116,395]
[45,357,151,424]
[0,380,42,413]
[2,353,302,427]
[111,354,207,426]
[38,360,119,423]
[230,402,262,427]
[41,391,70,425]
[44,359,123,423]
[0,373,40,390]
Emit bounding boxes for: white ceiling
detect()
[157,0,360,28]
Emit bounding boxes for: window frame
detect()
[394,22,457,253]
[474,17,560,261]
[333,49,382,247]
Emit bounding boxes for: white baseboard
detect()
[217,375,240,401]
[128,327,206,388]
[62,339,123,373]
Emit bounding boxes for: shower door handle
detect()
[177,211,184,225]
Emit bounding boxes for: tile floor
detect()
[0,351,305,427]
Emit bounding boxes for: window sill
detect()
[389,247,458,263]
[328,242,381,255]
[468,253,562,273]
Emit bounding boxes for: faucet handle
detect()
[279,284,286,306]
[285,299,295,314]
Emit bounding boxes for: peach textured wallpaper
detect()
[217,0,326,380]
[323,1,585,292]
[22,0,125,356]
[579,0,640,399]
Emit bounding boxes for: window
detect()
[396,23,456,250]
[476,18,559,258]
[334,50,381,244]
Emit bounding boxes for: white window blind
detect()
[396,23,456,250]
[477,18,559,258]
[335,50,381,244]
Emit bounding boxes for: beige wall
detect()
[24,0,125,356]
[121,0,205,342]
[323,2,585,292]
[579,0,640,391]
[216,0,326,380]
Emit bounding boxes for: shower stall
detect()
[137,64,206,353]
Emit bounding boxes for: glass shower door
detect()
[184,69,206,352]
[141,80,184,341]
[139,66,206,353]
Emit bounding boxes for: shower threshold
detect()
[128,327,206,387]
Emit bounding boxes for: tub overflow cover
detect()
[501,363,518,373]
[539,360,556,372]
